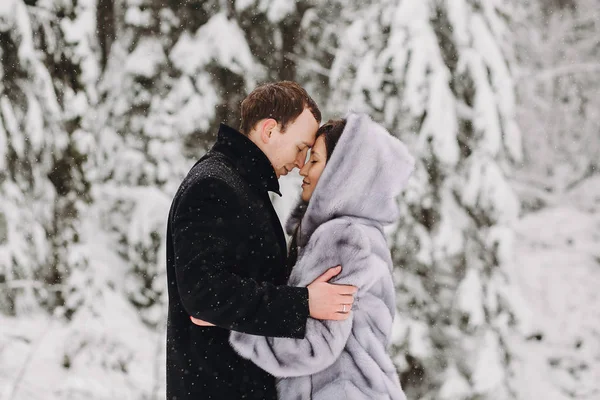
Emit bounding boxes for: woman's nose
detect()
[299,163,308,177]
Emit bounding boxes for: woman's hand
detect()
[190,316,215,326]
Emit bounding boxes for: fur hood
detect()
[286,112,415,244]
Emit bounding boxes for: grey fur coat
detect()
[230,113,415,400]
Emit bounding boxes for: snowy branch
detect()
[519,63,600,81]
[0,280,67,292]
[284,52,330,78]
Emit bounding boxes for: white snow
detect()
[235,0,255,13]
[124,6,153,28]
[1,1,598,399]
[455,268,486,327]
[125,38,166,79]
[0,96,23,157]
[419,69,460,166]
[264,0,296,24]
[0,118,6,170]
[458,153,521,224]
[507,197,600,400]
[170,12,264,79]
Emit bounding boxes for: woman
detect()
[195,113,414,399]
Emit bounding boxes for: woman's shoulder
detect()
[313,218,383,241]
[312,218,360,238]
[308,219,372,258]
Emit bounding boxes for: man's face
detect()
[265,108,319,178]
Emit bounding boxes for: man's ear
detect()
[260,118,278,144]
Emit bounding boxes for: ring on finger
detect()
[342,304,346,313]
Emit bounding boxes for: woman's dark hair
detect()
[315,118,346,161]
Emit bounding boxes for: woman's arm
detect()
[230,313,354,377]
[229,222,379,377]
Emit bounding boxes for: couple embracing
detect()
[165,81,414,400]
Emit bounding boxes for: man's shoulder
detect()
[174,152,246,204]
[182,152,240,188]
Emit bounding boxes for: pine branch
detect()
[522,63,600,81]
[564,163,598,191]
[284,52,330,77]
[509,178,559,208]
[0,280,67,292]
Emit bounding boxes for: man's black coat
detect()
[165,124,309,399]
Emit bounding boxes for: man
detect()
[165,81,357,400]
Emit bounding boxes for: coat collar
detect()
[211,123,281,196]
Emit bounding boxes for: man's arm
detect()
[228,224,382,377]
[172,178,309,338]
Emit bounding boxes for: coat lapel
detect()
[267,198,288,263]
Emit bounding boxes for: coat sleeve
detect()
[229,223,378,377]
[172,177,309,338]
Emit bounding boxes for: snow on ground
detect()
[0,199,166,400]
[508,177,600,400]
[0,300,163,400]
[1,177,599,399]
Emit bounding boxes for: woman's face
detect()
[299,135,327,202]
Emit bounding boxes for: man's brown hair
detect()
[240,81,322,135]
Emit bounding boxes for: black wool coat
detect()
[165,124,309,400]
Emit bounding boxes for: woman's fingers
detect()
[338,284,358,295]
[332,312,351,320]
[338,294,354,306]
[335,300,354,314]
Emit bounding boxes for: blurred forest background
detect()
[0,0,599,399]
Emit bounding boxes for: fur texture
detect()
[230,113,415,399]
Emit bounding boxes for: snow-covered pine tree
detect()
[321,0,527,398]
[52,1,323,396]
[84,0,268,329]
[86,0,330,328]
[0,0,91,316]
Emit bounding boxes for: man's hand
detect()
[190,316,215,326]
[190,265,356,325]
[307,266,357,321]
